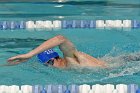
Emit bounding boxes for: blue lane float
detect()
[46,85,52,93]
[132,20,140,28]
[0,21,7,30]
[81,20,96,28]
[65,90,71,93]
[41,88,47,93]
[128,84,139,93]
[62,20,96,29]
[0,21,26,30]
[19,21,26,29]
[81,20,91,28]
[137,89,140,93]
[32,85,43,93]
[45,85,67,93]
[7,21,20,30]
[62,20,73,29]
[0,21,3,30]
[57,85,67,93]
[72,20,81,28]
[68,85,79,93]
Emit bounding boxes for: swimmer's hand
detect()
[7,54,32,65]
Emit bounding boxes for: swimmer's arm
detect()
[8,35,76,64]
[27,35,74,57]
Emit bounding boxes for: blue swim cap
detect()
[37,49,59,64]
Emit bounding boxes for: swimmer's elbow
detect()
[55,35,67,43]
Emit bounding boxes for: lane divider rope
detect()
[0,20,139,30]
[0,84,140,93]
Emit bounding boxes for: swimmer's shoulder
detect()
[73,51,107,67]
[64,50,107,67]
[63,51,81,66]
[64,51,92,67]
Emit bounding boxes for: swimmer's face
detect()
[44,57,66,68]
[53,58,66,68]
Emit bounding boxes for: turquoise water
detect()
[0,1,140,85]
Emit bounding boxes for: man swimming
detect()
[7,35,106,68]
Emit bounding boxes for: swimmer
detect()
[7,35,106,68]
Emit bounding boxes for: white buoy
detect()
[92,84,103,93]
[26,21,35,29]
[0,85,9,93]
[89,90,94,93]
[17,90,23,93]
[103,84,114,93]
[122,20,131,28]
[113,89,118,93]
[52,20,61,29]
[8,85,20,93]
[105,20,115,28]
[96,20,105,28]
[116,84,127,93]
[21,85,32,93]
[79,84,90,93]
[35,20,45,29]
[44,21,53,30]
[114,20,122,28]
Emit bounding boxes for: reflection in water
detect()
[58,0,65,2]
[0,38,45,48]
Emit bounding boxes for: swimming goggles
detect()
[44,58,55,66]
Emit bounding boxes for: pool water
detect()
[0,0,140,85]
